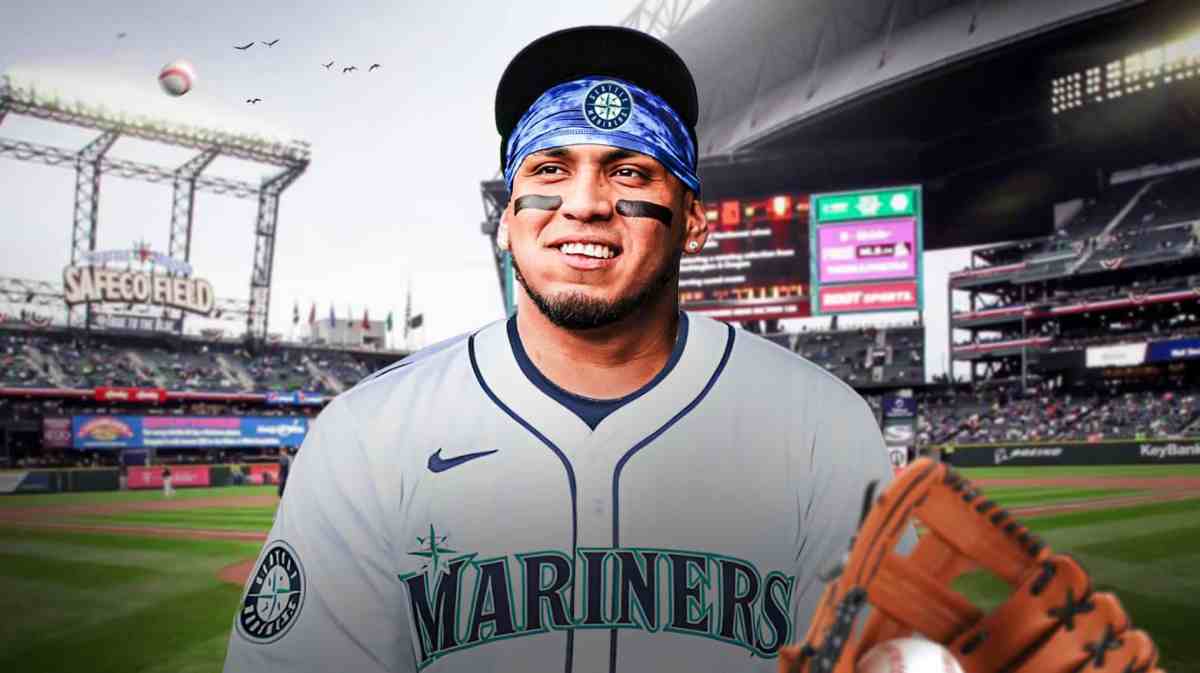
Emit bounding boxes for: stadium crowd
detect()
[0,329,395,393]
[917,386,1200,445]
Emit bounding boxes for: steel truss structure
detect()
[0,76,309,341]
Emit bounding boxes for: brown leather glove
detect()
[778,458,1164,673]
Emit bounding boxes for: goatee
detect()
[513,251,680,330]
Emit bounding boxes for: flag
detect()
[308,303,316,325]
[408,313,424,330]
[404,284,413,339]
[386,311,394,332]
[362,308,370,330]
[292,301,300,325]
[347,306,353,328]
[328,304,336,328]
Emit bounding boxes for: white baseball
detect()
[856,637,965,673]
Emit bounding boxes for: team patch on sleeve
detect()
[236,540,306,644]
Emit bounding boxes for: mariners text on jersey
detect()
[399,541,796,669]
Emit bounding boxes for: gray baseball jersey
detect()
[224,312,898,673]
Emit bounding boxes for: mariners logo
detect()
[583,81,633,130]
[237,540,306,644]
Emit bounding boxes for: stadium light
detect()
[1051,29,1200,115]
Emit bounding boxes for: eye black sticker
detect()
[616,200,673,226]
[513,194,563,213]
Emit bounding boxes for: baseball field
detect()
[0,465,1196,672]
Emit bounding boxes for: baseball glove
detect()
[777,458,1164,673]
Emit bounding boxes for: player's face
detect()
[502,145,706,329]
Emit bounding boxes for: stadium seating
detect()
[790,322,924,386]
[916,387,1200,445]
[0,329,399,394]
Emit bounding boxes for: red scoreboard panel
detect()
[679,193,811,322]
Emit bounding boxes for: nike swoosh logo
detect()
[427,448,498,473]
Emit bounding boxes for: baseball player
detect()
[224,26,898,673]
[276,447,291,498]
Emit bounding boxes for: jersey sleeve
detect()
[223,396,410,673]
[789,389,916,636]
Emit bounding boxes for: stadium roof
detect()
[662,0,1200,250]
[668,0,1135,157]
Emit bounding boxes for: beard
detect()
[513,248,681,330]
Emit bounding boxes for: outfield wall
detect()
[0,463,283,494]
[946,438,1200,467]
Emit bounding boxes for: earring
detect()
[687,241,700,252]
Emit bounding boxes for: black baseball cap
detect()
[494,25,700,174]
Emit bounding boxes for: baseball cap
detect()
[494,25,700,175]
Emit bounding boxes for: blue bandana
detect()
[504,76,700,195]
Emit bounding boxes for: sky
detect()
[1,0,975,381]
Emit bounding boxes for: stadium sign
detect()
[949,439,1200,466]
[62,242,215,316]
[63,266,214,315]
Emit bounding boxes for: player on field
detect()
[224,26,899,673]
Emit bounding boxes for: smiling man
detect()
[224,26,897,673]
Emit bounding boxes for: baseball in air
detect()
[857,637,965,673]
[158,60,195,97]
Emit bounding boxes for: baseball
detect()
[857,637,965,673]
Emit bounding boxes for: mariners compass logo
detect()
[237,540,306,644]
[583,81,633,130]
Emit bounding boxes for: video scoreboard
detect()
[809,186,924,315]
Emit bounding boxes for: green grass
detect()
[0,485,275,508]
[979,486,1143,509]
[952,498,1200,673]
[957,464,1200,480]
[67,507,277,532]
[0,528,262,673]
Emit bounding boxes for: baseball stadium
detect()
[3,1,1200,672]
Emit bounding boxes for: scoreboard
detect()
[677,193,810,321]
[809,186,924,315]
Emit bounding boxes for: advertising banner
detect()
[249,464,281,485]
[297,392,327,406]
[0,471,54,494]
[42,417,72,449]
[1147,338,1200,363]
[265,392,298,405]
[72,415,309,449]
[127,465,211,490]
[948,439,1200,467]
[1085,343,1148,368]
[816,218,917,284]
[812,187,918,223]
[882,396,917,418]
[817,281,919,314]
[94,387,167,404]
[810,185,923,316]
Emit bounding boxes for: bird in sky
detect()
[342,66,357,73]
[234,42,255,50]
[261,39,280,47]
[116,32,127,39]
[369,63,382,72]
[246,98,263,104]
[322,60,334,70]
